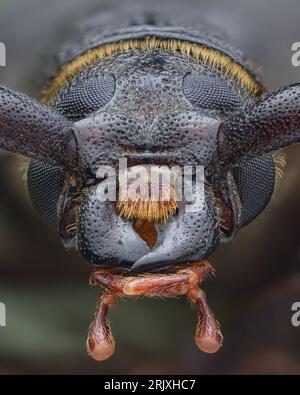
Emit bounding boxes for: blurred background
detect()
[1,0,300,375]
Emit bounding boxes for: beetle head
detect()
[54,51,229,272]
[2,50,297,272]
[27,51,277,272]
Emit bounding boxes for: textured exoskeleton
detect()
[0,13,299,274]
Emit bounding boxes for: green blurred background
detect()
[0,0,300,375]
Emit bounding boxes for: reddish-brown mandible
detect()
[87,261,223,361]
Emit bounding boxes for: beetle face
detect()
[26,50,274,272]
[27,51,247,271]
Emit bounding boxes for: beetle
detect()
[0,11,299,361]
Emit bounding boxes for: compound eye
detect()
[233,153,275,227]
[27,160,64,226]
[56,76,116,121]
[182,73,242,112]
